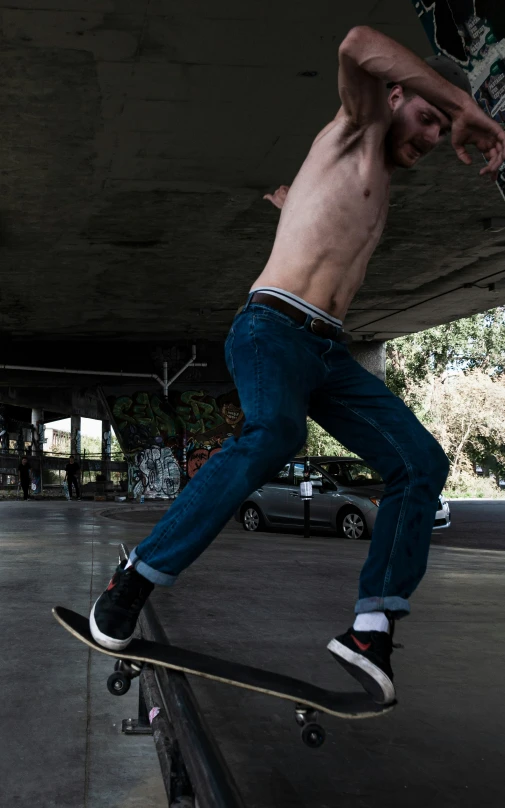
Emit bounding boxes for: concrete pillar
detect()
[102,420,111,481]
[349,340,386,382]
[31,407,44,456]
[30,407,44,494]
[70,414,81,458]
[0,404,8,452]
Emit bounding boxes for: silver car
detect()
[235,456,451,539]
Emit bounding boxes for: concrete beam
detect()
[0,387,108,420]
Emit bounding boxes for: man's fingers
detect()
[455,143,472,165]
[487,146,498,172]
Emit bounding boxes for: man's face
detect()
[386,88,451,169]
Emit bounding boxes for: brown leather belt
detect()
[248,292,344,341]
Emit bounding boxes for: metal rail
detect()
[121,544,246,808]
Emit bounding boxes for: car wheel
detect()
[337,507,368,540]
[241,503,265,532]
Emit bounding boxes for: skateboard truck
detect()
[295,704,326,748]
[107,658,144,696]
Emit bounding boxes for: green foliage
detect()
[303,308,505,497]
[302,419,358,459]
[386,307,505,495]
[443,470,505,500]
[80,433,123,459]
[386,307,505,400]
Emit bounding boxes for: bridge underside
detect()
[0,0,504,364]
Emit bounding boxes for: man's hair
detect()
[425,54,472,96]
[69,455,74,459]
[387,54,473,99]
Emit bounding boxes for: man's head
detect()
[69,455,75,462]
[386,55,472,169]
[21,456,27,464]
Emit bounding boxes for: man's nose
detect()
[425,125,442,147]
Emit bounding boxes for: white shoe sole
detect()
[89,600,134,652]
[327,638,396,705]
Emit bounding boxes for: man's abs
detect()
[252,117,391,321]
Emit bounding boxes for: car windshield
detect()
[320,461,383,487]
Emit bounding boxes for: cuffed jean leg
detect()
[309,342,450,619]
[131,419,306,584]
[131,302,319,585]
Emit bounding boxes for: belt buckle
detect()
[310,317,326,334]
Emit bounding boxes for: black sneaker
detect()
[90,561,154,651]
[327,625,396,704]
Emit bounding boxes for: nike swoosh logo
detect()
[351,635,371,652]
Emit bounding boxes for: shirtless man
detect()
[89,27,505,704]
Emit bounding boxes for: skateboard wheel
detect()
[301,723,326,749]
[107,671,131,696]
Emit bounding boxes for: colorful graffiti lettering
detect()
[187,445,222,479]
[109,387,244,487]
[112,393,178,453]
[176,391,225,434]
[129,446,181,499]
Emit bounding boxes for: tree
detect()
[302,419,358,458]
[386,307,505,400]
[418,370,505,483]
[80,433,123,458]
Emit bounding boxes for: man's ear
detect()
[387,84,404,112]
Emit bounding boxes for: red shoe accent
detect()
[351,634,371,652]
[106,577,117,591]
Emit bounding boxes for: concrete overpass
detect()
[1,1,504,495]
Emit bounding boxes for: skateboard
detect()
[53,606,394,748]
[62,481,70,501]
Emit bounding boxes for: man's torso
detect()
[252,111,392,321]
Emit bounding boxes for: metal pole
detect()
[303,457,311,539]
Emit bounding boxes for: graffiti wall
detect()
[129,446,181,499]
[109,388,243,499]
[411,2,505,198]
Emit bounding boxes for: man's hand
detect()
[451,99,505,181]
[263,185,290,209]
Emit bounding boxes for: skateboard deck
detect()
[53,606,395,726]
[62,481,70,500]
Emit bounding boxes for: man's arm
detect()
[339,26,505,178]
[338,31,386,128]
[339,26,467,121]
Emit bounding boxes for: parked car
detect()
[235,456,451,539]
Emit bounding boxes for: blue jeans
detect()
[130,296,449,618]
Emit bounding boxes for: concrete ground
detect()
[1,499,504,807]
